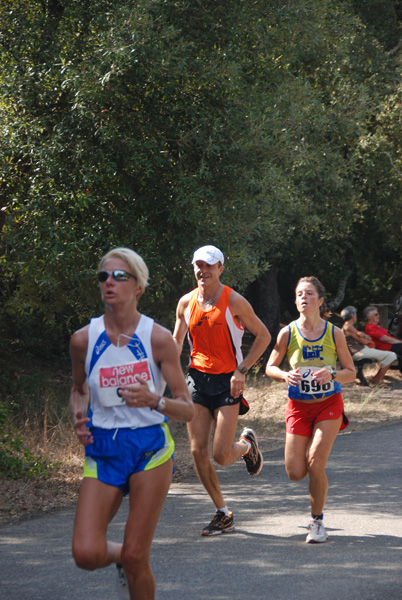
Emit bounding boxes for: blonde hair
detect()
[99,247,149,296]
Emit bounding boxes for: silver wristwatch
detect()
[329,366,337,380]
[156,397,167,412]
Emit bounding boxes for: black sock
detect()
[312,513,323,520]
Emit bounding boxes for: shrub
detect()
[0,401,50,479]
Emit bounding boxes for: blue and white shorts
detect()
[83,422,174,494]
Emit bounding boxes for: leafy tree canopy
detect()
[1,0,401,355]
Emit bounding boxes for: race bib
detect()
[298,366,334,395]
[97,360,155,407]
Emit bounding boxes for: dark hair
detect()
[296,276,328,318]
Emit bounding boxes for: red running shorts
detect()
[285,392,349,437]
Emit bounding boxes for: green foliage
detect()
[0,0,276,334]
[351,0,402,50]
[0,401,50,479]
[0,355,69,480]
[0,0,401,354]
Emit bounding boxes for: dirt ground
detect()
[1,365,401,527]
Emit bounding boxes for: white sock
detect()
[217,506,230,517]
[241,439,251,455]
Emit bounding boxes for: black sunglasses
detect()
[97,270,137,283]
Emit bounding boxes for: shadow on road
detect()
[0,422,401,600]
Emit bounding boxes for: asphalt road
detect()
[1,422,401,600]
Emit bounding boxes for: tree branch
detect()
[328,270,354,311]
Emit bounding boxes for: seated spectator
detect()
[363,306,402,373]
[341,306,397,385]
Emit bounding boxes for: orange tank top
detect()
[185,285,244,374]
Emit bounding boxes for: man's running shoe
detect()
[201,510,235,536]
[239,427,263,476]
[306,518,328,543]
[116,563,130,600]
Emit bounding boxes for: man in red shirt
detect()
[363,306,402,372]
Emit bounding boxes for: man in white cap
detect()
[173,245,271,536]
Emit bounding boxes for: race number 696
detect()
[300,379,332,394]
[298,367,334,395]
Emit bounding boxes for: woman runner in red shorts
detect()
[265,276,355,543]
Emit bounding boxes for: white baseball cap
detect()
[191,245,224,265]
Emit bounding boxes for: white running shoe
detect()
[116,563,130,600]
[306,518,328,543]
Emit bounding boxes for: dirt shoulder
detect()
[1,366,401,527]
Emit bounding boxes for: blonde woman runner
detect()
[70,248,193,599]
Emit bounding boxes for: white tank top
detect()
[85,314,166,429]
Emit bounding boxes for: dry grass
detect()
[0,427,83,526]
[1,365,401,527]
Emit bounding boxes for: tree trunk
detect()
[327,270,354,311]
[246,266,280,360]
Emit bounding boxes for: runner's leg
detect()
[284,433,310,481]
[121,458,172,600]
[187,403,225,508]
[307,417,342,515]
[72,478,123,570]
[212,404,248,466]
